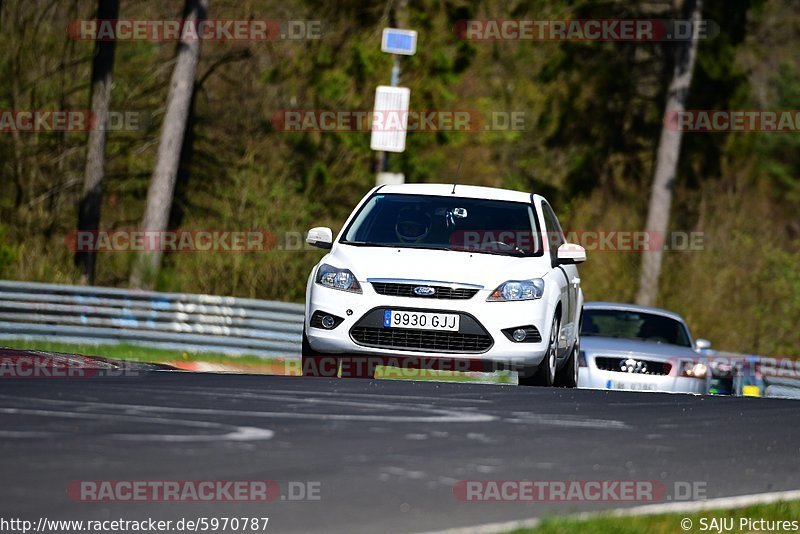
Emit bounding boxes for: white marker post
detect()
[372,28,417,185]
[370,86,410,153]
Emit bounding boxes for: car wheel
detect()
[519,314,559,387]
[555,335,579,388]
[301,331,339,378]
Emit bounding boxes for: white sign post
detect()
[372,28,417,185]
[370,86,410,153]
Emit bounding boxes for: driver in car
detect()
[395,207,433,244]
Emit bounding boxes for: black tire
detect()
[519,314,559,387]
[555,336,579,388]
[301,331,339,378]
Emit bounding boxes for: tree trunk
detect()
[75,0,119,285]
[129,0,208,289]
[636,0,702,307]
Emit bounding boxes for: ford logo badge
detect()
[413,286,436,296]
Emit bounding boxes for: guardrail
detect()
[0,280,304,359]
[1,279,797,394]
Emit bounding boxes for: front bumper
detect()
[578,367,707,394]
[306,282,553,369]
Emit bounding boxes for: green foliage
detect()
[757,64,800,202]
[0,226,18,278]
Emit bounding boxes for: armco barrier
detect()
[1,279,797,392]
[0,280,303,358]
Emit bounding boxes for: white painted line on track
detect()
[505,413,632,429]
[111,425,275,442]
[120,385,498,404]
[0,406,275,442]
[0,394,497,424]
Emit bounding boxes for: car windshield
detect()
[340,193,542,256]
[581,309,692,347]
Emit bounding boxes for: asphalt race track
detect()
[1,371,799,533]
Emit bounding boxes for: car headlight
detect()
[315,264,362,293]
[680,361,708,379]
[487,279,545,301]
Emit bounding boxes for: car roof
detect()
[377,183,534,204]
[583,301,687,323]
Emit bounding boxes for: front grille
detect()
[595,357,672,376]
[350,327,492,353]
[371,282,479,300]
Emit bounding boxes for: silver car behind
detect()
[577,302,710,394]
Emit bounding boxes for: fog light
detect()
[321,315,336,329]
[501,325,541,343]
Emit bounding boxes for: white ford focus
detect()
[302,183,586,386]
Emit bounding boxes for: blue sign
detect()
[381,28,417,56]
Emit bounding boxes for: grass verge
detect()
[0,339,278,366]
[510,499,800,533]
[0,339,512,383]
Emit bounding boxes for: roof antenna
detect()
[452,146,465,194]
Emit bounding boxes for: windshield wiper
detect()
[469,248,530,257]
[344,241,456,252]
[402,244,455,252]
[342,241,532,255]
[341,241,398,248]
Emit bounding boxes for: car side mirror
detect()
[695,338,712,351]
[306,227,333,249]
[556,243,586,265]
